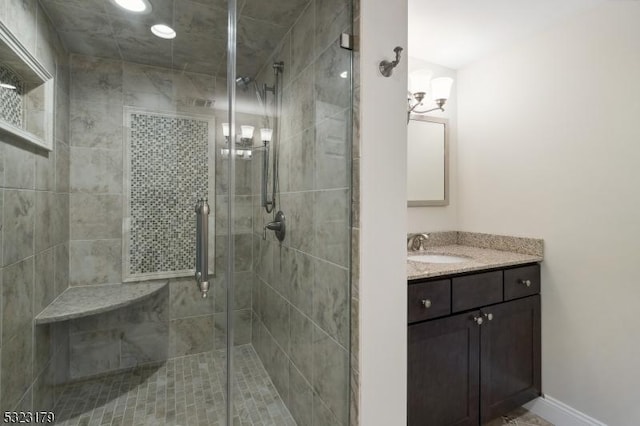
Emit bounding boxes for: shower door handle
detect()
[195,198,210,298]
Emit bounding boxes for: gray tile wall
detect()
[0,0,70,412]
[65,54,254,379]
[250,1,354,425]
[68,55,224,286]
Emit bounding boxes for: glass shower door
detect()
[28,0,231,424]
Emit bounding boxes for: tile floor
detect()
[52,343,552,426]
[53,345,296,426]
[484,407,555,426]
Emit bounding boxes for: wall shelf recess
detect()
[0,21,54,151]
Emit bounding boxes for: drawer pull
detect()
[519,279,532,287]
[484,312,494,321]
[421,299,432,308]
[473,315,484,325]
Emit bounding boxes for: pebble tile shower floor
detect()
[53,345,296,426]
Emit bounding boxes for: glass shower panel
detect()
[233,1,354,425]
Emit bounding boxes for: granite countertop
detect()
[36,281,168,324]
[407,231,544,280]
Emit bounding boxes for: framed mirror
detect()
[407,114,449,206]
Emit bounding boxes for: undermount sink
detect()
[408,254,470,264]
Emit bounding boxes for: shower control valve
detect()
[263,211,286,242]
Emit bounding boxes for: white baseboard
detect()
[524,395,607,426]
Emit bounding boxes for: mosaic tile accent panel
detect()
[0,65,25,128]
[53,345,296,426]
[128,112,209,276]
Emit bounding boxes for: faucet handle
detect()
[408,233,429,251]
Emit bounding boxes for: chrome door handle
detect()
[421,299,431,308]
[483,312,494,321]
[473,316,484,325]
[195,198,210,298]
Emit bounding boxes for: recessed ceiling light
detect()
[0,83,17,90]
[112,0,151,14]
[151,24,176,39]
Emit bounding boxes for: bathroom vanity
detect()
[407,233,543,426]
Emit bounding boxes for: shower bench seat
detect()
[35,281,168,324]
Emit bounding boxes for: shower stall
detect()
[0,0,354,425]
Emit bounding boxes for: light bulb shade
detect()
[430,77,453,101]
[113,0,151,13]
[222,123,230,137]
[409,69,433,95]
[150,24,176,39]
[260,128,273,142]
[241,125,254,139]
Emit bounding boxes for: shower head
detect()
[236,76,269,127]
[235,76,253,90]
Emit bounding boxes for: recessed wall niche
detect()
[0,22,54,151]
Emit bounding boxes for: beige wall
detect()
[457,3,640,424]
[359,0,408,424]
[407,57,458,233]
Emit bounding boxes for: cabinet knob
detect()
[484,312,494,321]
[421,299,432,308]
[519,279,532,287]
[473,316,484,325]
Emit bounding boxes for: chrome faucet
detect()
[407,233,429,251]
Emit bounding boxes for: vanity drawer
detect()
[452,271,503,313]
[408,279,451,323]
[504,264,540,300]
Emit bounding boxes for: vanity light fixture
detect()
[260,128,273,143]
[221,123,254,160]
[112,0,152,13]
[222,122,230,141]
[408,70,454,122]
[151,24,176,39]
[241,125,254,143]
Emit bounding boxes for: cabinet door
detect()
[408,311,480,426]
[480,295,541,423]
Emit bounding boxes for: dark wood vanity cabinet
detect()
[409,310,480,426]
[408,264,541,426]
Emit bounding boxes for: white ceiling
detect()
[408,0,608,69]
